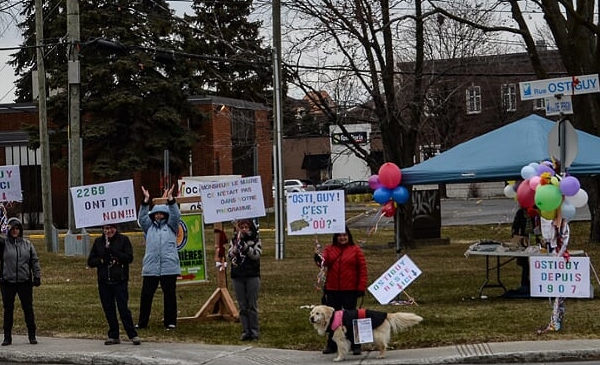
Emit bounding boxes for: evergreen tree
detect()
[180,0,272,103]
[10,0,200,178]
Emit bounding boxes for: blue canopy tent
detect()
[402,114,600,185]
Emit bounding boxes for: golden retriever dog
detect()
[309,304,422,362]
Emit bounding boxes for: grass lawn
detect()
[20,219,600,350]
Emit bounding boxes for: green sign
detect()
[176,213,207,284]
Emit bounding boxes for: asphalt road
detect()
[349,197,591,228]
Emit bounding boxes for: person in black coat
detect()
[0,217,41,346]
[88,224,140,345]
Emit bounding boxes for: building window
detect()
[533,98,545,110]
[501,84,517,112]
[466,86,482,114]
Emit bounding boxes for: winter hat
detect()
[7,217,23,237]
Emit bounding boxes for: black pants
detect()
[98,280,137,339]
[323,290,360,350]
[138,275,178,328]
[1,281,35,335]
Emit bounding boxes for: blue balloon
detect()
[392,186,410,204]
[373,187,393,204]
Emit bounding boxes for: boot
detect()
[28,328,37,345]
[1,331,11,346]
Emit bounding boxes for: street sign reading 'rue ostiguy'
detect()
[519,74,600,101]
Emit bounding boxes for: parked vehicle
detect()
[315,178,351,191]
[285,179,315,193]
[343,180,373,195]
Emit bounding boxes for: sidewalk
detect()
[2,335,600,364]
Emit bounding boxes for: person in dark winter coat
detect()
[229,219,262,341]
[88,224,140,345]
[136,185,181,330]
[0,217,41,346]
[314,226,367,355]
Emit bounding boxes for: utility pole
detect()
[64,0,89,256]
[35,0,56,252]
[273,0,285,259]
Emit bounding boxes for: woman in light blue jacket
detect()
[136,185,181,330]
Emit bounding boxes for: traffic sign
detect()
[519,74,600,100]
[545,95,573,116]
[548,118,578,169]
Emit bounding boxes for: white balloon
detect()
[521,165,536,180]
[565,188,588,208]
[504,184,516,198]
[560,200,576,221]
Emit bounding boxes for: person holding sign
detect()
[537,211,570,334]
[228,219,262,341]
[136,185,181,330]
[0,218,41,346]
[87,224,140,345]
[314,226,367,356]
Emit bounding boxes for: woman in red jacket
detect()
[314,226,367,356]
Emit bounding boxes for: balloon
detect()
[373,187,392,204]
[520,165,536,180]
[528,162,540,171]
[368,175,382,190]
[529,176,541,191]
[526,206,539,218]
[540,209,556,220]
[381,201,396,217]
[560,200,576,221]
[516,179,535,208]
[560,176,580,196]
[537,163,555,176]
[503,184,516,199]
[378,163,402,189]
[534,184,563,212]
[550,176,559,186]
[391,186,410,204]
[565,188,588,208]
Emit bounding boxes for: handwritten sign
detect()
[178,175,242,211]
[69,179,137,228]
[0,165,22,202]
[286,190,345,235]
[368,255,422,305]
[199,176,265,224]
[529,256,590,298]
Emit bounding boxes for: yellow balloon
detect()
[540,209,556,220]
[550,176,559,186]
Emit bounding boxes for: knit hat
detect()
[7,217,23,237]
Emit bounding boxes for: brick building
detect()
[0,96,271,229]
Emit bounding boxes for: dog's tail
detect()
[386,312,423,333]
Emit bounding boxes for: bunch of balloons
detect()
[368,162,410,217]
[503,160,588,220]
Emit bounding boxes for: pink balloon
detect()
[517,179,535,208]
[368,175,382,190]
[378,162,402,189]
[529,176,541,191]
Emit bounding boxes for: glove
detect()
[33,277,41,287]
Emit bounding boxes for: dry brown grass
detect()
[17,220,600,350]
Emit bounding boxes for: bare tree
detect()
[429,0,600,242]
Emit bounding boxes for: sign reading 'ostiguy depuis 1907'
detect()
[529,256,590,298]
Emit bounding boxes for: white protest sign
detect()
[199,176,265,224]
[368,255,422,305]
[0,165,22,202]
[286,190,346,235]
[70,179,137,228]
[529,256,590,298]
[178,175,241,211]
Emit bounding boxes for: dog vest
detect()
[328,309,388,340]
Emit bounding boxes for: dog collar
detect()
[330,310,343,331]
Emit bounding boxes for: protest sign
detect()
[70,179,136,228]
[178,175,241,211]
[368,255,422,305]
[529,256,590,298]
[286,190,345,235]
[199,176,265,224]
[0,165,22,202]
[177,213,207,284]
